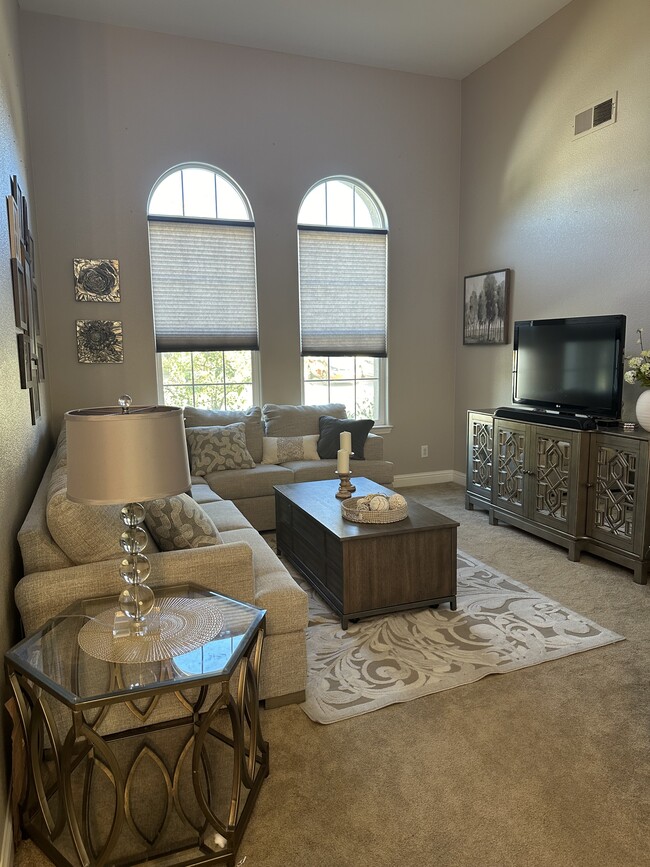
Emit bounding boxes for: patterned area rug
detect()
[266,540,624,724]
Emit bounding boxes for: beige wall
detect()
[0,0,52,830]
[456,0,650,470]
[20,13,462,476]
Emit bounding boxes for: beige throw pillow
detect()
[262,434,321,464]
[186,423,256,476]
[144,494,222,551]
[46,465,126,564]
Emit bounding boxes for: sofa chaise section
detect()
[16,431,308,707]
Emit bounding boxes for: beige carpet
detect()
[14,484,650,867]
[297,549,623,723]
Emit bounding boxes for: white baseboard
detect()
[393,470,458,488]
[452,470,466,487]
[1,800,13,867]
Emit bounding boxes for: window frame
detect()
[148,163,261,410]
[298,176,389,424]
[155,350,262,408]
[300,355,388,427]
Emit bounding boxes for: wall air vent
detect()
[574,92,617,139]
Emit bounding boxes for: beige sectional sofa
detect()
[16,426,308,708]
[186,402,394,529]
[15,403,392,711]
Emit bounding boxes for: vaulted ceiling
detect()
[19,0,573,79]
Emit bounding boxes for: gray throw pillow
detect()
[184,406,263,463]
[144,494,222,551]
[185,423,256,476]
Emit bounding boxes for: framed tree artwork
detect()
[463,269,511,345]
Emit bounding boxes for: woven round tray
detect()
[341,495,408,524]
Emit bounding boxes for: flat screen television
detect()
[512,315,626,420]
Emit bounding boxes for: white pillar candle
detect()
[337,449,349,473]
[340,431,352,453]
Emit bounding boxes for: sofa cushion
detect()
[219,528,309,637]
[262,434,320,465]
[317,416,375,460]
[144,494,222,551]
[362,432,384,462]
[186,424,255,476]
[184,405,263,463]
[290,460,395,486]
[204,464,294,500]
[190,482,223,504]
[262,403,346,437]
[201,499,255,532]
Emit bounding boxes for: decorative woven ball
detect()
[356,501,371,511]
[388,493,407,510]
[358,495,373,506]
[369,495,390,512]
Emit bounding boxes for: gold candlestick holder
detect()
[335,471,356,499]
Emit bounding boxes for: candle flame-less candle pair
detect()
[336,430,352,473]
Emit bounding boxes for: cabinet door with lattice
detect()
[530,427,587,535]
[586,434,649,555]
[467,412,494,506]
[493,420,527,517]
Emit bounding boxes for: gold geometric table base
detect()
[8,628,268,866]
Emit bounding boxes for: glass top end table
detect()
[6,583,269,866]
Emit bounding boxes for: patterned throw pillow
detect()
[144,494,222,551]
[262,434,321,465]
[185,423,256,476]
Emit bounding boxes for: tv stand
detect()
[494,407,596,430]
[466,410,650,585]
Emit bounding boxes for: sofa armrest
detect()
[363,432,384,461]
[15,541,255,636]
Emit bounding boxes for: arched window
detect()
[148,164,259,409]
[298,177,388,422]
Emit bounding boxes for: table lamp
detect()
[65,396,191,637]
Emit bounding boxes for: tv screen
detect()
[513,315,626,419]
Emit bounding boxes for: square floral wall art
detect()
[74,258,120,302]
[76,319,124,363]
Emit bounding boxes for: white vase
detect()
[636,390,650,432]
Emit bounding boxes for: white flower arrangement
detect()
[624,328,650,387]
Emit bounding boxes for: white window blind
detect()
[149,218,259,352]
[298,228,387,357]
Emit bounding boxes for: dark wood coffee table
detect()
[274,477,459,629]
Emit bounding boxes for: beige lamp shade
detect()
[66,405,191,505]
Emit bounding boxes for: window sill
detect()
[372,424,393,435]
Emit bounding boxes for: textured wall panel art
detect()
[76,319,124,363]
[74,258,120,302]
